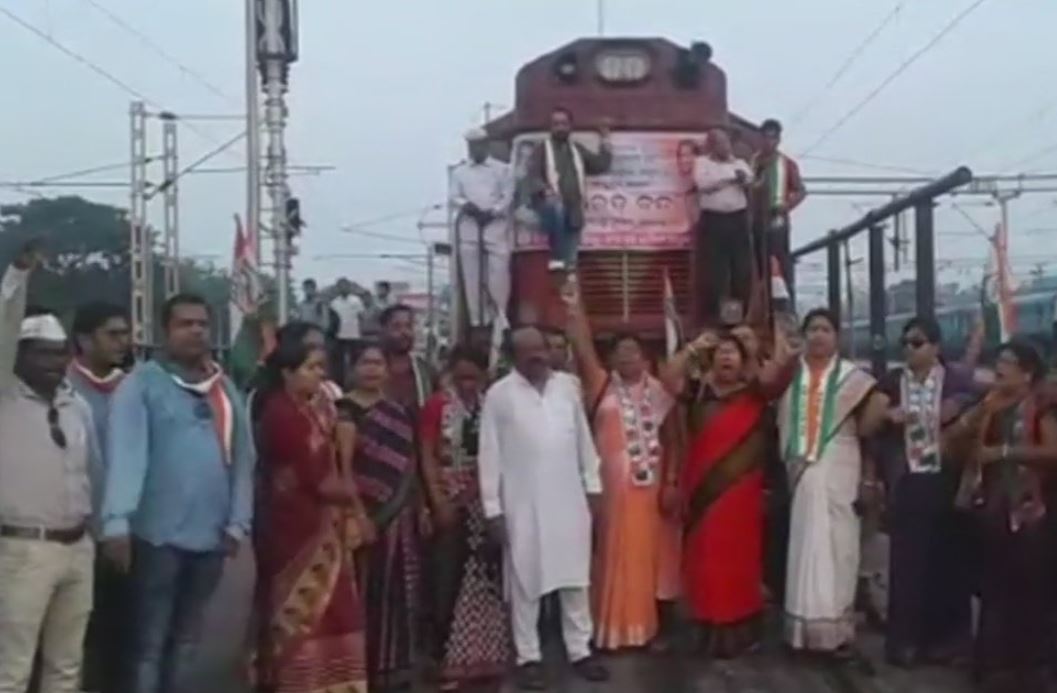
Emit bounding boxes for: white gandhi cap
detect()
[19,314,67,342]
[464,127,488,142]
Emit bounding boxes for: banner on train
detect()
[510,131,701,252]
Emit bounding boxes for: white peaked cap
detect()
[19,314,68,342]
[464,127,488,142]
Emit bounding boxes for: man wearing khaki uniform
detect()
[0,245,101,693]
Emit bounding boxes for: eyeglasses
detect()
[47,406,67,449]
[902,338,927,349]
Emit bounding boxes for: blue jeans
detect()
[127,541,224,693]
[537,200,581,267]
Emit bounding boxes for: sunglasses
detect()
[902,338,928,349]
[47,406,67,449]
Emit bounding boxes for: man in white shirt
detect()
[692,128,754,324]
[477,325,608,690]
[451,128,513,327]
[330,278,367,388]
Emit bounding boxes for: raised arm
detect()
[0,243,40,386]
[758,327,800,399]
[960,315,985,369]
[659,331,715,397]
[563,284,607,405]
[579,139,613,176]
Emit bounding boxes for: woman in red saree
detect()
[255,337,371,692]
[675,328,795,656]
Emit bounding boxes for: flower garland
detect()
[614,374,662,487]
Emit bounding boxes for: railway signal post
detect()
[255,0,298,322]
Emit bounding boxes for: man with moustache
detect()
[478,325,608,690]
[527,107,613,272]
[0,243,102,693]
[379,303,435,421]
[102,293,255,693]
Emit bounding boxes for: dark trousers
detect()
[537,201,581,267]
[752,216,793,296]
[887,474,971,659]
[83,559,128,692]
[695,208,751,325]
[126,541,224,693]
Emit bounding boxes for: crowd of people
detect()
[4,233,1057,693]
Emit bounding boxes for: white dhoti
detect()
[456,214,510,326]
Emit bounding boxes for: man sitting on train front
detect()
[451,128,514,326]
[751,118,806,299]
[527,107,613,273]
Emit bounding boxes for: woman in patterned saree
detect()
[671,326,795,656]
[419,345,511,689]
[255,335,370,692]
[945,340,1057,693]
[563,288,677,651]
[779,308,888,657]
[339,341,421,691]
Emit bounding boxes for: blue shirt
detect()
[101,361,255,552]
[66,367,118,456]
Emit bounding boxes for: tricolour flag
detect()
[228,214,265,389]
[987,221,1018,341]
[663,268,683,358]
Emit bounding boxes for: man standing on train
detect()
[752,118,806,297]
[451,128,514,326]
[528,107,613,272]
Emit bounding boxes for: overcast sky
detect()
[2,0,1056,296]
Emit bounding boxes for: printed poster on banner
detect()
[511,131,702,252]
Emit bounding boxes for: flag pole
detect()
[245,0,262,267]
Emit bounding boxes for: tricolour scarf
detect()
[70,360,125,394]
[163,361,234,465]
[785,356,845,464]
[754,152,790,211]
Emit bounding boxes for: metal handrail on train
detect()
[788,166,974,375]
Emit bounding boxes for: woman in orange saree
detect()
[564,288,677,651]
[254,338,370,692]
[678,330,795,656]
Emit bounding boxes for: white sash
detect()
[544,138,585,197]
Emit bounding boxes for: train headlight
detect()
[594,49,651,83]
[554,52,580,84]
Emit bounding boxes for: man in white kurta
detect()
[478,326,608,687]
[451,128,513,326]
